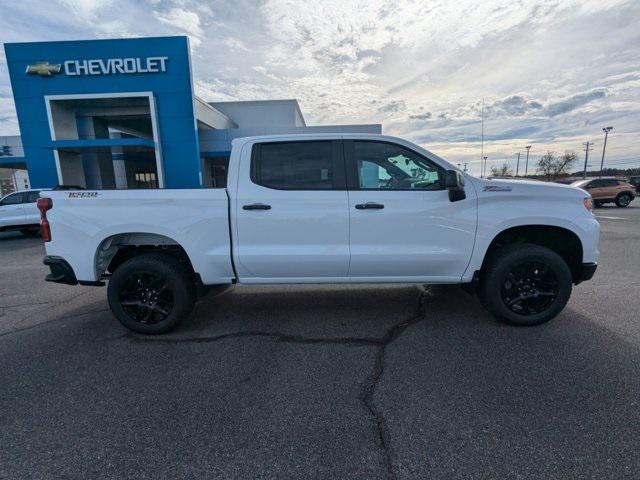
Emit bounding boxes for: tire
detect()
[479,243,572,326]
[107,253,196,334]
[593,201,603,208]
[615,193,633,208]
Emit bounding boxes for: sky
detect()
[1,0,639,175]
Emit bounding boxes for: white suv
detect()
[0,189,47,236]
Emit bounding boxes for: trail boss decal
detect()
[483,186,513,192]
[68,192,99,199]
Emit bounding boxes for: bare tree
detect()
[537,151,577,181]
[489,163,514,177]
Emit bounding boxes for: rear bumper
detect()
[577,262,597,284]
[43,256,78,285]
[43,256,105,286]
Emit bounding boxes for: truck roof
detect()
[230,133,452,170]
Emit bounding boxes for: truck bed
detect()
[41,189,235,284]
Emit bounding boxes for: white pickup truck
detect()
[38,134,599,333]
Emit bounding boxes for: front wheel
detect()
[107,253,196,334]
[479,244,572,326]
[615,193,632,208]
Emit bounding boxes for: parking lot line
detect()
[596,215,626,220]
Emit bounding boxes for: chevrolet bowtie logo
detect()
[25,62,62,76]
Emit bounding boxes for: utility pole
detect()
[515,152,521,177]
[599,126,613,177]
[582,141,594,179]
[524,145,531,177]
[483,156,488,178]
[480,98,484,177]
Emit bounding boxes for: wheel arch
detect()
[480,225,584,284]
[94,232,195,280]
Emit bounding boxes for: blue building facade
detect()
[1,36,380,190]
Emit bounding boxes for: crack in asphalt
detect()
[359,286,429,480]
[131,285,430,479]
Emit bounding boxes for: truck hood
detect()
[466,176,588,199]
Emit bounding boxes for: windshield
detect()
[571,180,589,187]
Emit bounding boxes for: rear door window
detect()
[251,141,344,190]
[25,191,40,203]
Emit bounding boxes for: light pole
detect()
[583,141,594,179]
[524,145,531,177]
[599,126,613,177]
[515,152,521,177]
[483,156,488,178]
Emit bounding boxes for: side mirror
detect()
[444,170,466,202]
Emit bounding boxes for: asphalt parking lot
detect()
[1,205,639,479]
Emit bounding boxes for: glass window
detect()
[26,191,40,203]
[1,192,24,205]
[254,141,334,190]
[353,141,441,190]
[134,172,157,189]
[600,179,617,187]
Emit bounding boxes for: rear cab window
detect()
[251,140,345,190]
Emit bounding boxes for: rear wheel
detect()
[479,244,572,326]
[615,193,632,207]
[107,253,196,334]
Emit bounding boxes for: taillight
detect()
[37,197,53,242]
[583,197,594,213]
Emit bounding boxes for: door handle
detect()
[355,202,384,210]
[243,203,271,210]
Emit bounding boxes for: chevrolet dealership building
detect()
[1,36,379,189]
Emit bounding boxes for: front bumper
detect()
[577,262,597,284]
[43,256,78,285]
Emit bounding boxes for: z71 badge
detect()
[483,186,512,192]
[68,191,99,198]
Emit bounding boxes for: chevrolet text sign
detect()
[64,57,168,75]
[26,57,169,76]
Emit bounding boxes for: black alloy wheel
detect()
[107,253,196,334]
[501,260,559,316]
[119,271,174,325]
[479,243,572,326]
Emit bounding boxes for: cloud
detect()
[155,8,204,47]
[409,112,432,120]
[545,88,607,117]
[378,100,406,113]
